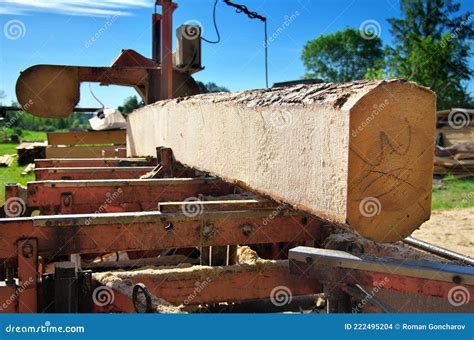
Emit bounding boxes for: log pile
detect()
[16,142,47,165]
[436,109,474,146]
[127,80,436,242]
[0,154,14,167]
[434,141,474,177]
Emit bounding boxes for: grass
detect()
[0,143,35,204]
[432,175,474,210]
[3,128,47,141]
[0,129,46,205]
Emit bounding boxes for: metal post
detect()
[18,239,38,313]
[54,262,78,313]
[152,13,162,62]
[157,0,177,100]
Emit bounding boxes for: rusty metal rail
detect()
[9,178,237,214]
[35,158,155,168]
[35,166,156,180]
[0,210,320,261]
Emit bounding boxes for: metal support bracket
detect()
[17,238,38,313]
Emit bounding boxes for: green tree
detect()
[196,81,230,93]
[2,103,86,132]
[302,28,384,82]
[117,96,144,115]
[387,0,473,109]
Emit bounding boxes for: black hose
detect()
[201,0,221,44]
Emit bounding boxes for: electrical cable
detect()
[89,83,105,110]
[223,0,265,21]
[201,0,221,44]
[223,0,268,87]
[198,0,270,87]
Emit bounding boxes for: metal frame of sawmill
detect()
[0,145,473,313]
[0,147,321,313]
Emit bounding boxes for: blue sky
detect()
[0,0,473,109]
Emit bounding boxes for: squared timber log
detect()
[126,80,436,242]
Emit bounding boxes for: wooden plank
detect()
[438,127,474,146]
[16,142,47,150]
[127,80,436,242]
[21,163,34,176]
[47,130,126,146]
[0,154,13,167]
[46,146,124,159]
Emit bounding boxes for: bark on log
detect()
[126,80,436,242]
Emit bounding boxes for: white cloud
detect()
[0,6,25,15]
[0,0,153,17]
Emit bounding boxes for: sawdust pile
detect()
[324,232,448,262]
[93,246,276,313]
[93,272,183,314]
[236,246,261,264]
